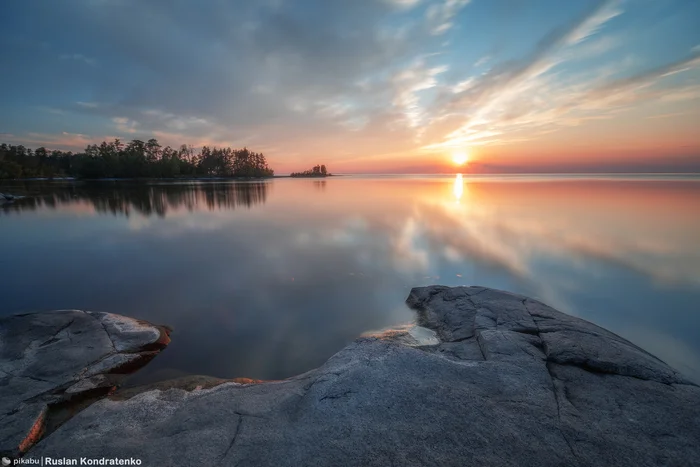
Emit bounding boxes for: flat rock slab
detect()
[25,287,700,466]
[0,310,170,457]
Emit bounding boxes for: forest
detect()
[0,139,274,179]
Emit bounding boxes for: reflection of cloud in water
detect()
[3,177,699,383]
[409,185,700,290]
[392,217,430,272]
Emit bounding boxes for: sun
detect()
[452,150,470,166]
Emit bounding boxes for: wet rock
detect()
[0,310,170,457]
[0,192,20,202]
[24,287,700,466]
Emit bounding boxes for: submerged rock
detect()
[0,192,23,203]
[19,287,700,465]
[0,310,170,457]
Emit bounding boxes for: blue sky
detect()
[1,0,699,172]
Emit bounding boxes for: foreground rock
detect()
[25,287,700,465]
[0,310,170,457]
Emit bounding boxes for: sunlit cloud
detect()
[423,50,700,154]
[421,0,630,151]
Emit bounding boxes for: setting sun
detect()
[452,150,470,166]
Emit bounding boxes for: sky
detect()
[1,0,699,174]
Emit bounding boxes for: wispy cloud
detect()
[76,101,100,109]
[565,0,623,46]
[473,55,490,68]
[419,1,700,151]
[583,52,700,103]
[426,0,471,35]
[386,0,422,9]
[392,59,449,128]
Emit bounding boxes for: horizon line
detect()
[323,172,700,176]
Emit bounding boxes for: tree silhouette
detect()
[0,139,275,179]
[290,164,331,178]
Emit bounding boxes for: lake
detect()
[1,175,699,385]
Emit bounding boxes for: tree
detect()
[0,139,275,179]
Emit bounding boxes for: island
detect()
[2,286,698,465]
[290,165,331,177]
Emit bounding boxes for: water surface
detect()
[1,175,699,384]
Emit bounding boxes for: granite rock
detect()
[0,309,170,457]
[22,287,700,466]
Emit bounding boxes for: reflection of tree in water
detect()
[313,180,326,191]
[0,182,270,218]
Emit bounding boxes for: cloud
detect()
[2,132,95,150]
[582,52,700,103]
[141,109,209,131]
[0,0,441,157]
[473,56,490,68]
[112,117,138,134]
[392,59,449,128]
[386,0,421,9]
[451,77,476,94]
[419,0,700,151]
[76,101,100,109]
[565,0,623,46]
[426,0,471,35]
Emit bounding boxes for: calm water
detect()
[1,175,699,384]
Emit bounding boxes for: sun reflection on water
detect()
[453,174,464,201]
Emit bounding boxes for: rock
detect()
[0,310,170,457]
[0,192,21,203]
[23,287,700,465]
